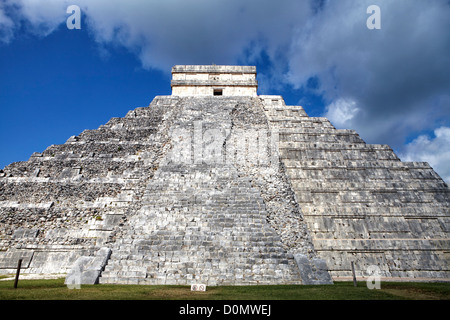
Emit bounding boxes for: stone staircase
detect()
[99,164,302,285]
[98,96,310,285]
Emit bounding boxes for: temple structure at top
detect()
[171,65,258,97]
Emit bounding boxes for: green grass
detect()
[0,279,449,300]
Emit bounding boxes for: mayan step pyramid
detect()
[0,65,448,285]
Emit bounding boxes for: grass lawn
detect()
[0,278,449,300]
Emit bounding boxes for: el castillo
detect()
[0,65,449,286]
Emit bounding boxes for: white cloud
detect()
[287,0,450,149]
[4,0,70,37]
[399,127,450,183]
[324,98,360,128]
[73,0,313,71]
[2,0,313,71]
[0,3,15,43]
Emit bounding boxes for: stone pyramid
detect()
[0,65,448,285]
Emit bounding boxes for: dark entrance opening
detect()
[214,89,223,96]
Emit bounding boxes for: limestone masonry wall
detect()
[0,67,448,284]
[260,95,449,281]
[171,65,258,97]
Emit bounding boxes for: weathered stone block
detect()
[65,247,111,285]
[293,254,333,285]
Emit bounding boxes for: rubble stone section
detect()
[260,95,450,281]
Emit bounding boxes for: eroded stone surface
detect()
[0,66,448,284]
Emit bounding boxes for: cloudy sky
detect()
[0,0,449,182]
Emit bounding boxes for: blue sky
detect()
[0,0,449,182]
[0,24,171,167]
